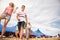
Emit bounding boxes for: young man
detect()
[15,5,28,40]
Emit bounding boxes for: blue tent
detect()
[0,24,44,37]
[0,24,2,32]
[35,29,44,37]
[0,24,16,32]
[30,29,44,37]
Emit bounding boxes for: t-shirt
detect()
[17,11,26,22]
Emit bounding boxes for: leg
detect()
[15,31,19,38]
[1,19,9,37]
[19,27,24,40]
[0,14,5,24]
[26,28,30,40]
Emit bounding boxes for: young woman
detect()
[0,2,18,38]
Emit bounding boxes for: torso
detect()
[17,11,26,22]
[5,6,13,16]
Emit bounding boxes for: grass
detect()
[0,38,60,40]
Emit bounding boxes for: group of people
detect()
[0,2,31,40]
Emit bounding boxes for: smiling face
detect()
[21,5,25,11]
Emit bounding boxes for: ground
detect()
[0,38,60,40]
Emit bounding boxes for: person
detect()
[15,5,28,40]
[26,22,31,40]
[0,2,18,38]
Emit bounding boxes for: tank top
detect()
[5,6,13,16]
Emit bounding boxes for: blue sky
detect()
[0,0,60,36]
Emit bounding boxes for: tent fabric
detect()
[0,24,16,32]
[0,24,44,37]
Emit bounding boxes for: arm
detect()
[25,14,28,27]
[29,23,31,28]
[13,7,18,13]
[16,14,20,21]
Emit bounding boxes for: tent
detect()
[0,24,16,32]
[0,24,44,37]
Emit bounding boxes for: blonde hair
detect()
[9,2,14,8]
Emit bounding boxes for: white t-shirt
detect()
[17,11,26,22]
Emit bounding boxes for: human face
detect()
[21,5,25,11]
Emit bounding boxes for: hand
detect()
[13,7,18,13]
[16,7,18,10]
[18,19,20,21]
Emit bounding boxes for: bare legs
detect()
[0,14,4,24]
[19,27,30,40]
[0,14,9,37]
[26,28,30,40]
[15,31,19,38]
[15,27,24,40]
[1,19,9,37]
[19,27,24,40]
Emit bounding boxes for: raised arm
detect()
[13,7,18,13]
[16,14,20,21]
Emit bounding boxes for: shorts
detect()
[16,21,26,31]
[3,13,11,20]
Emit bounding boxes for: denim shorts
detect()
[3,13,11,20]
[16,21,26,31]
